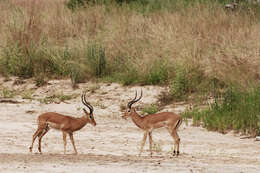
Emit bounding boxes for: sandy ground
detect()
[0,78,260,173]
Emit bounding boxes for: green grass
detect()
[142,104,159,114]
[182,87,260,136]
[39,92,79,104]
[22,90,34,100]
[1,88,16,98]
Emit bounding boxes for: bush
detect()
[142,60,169,85]
[0,43,63,79]
[170,66,189,100]
[84,43,107,77]
[67,0,107,9]
[170,65,205,100]
[0,40,109,86]
[67,0,89,9]
[183,87,260,136]
[142,104,159,114]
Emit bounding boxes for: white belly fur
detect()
[47,122,65,130]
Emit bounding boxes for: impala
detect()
[29,93,96,154]
[122,90,182,157]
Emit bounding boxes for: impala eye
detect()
[89,115,93,119]
[128,110,131,112]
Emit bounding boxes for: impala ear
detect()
[83,108,89,114]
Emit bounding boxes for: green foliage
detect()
[0,41,108,86]
[84,43,107,77]
[68,62,87,86]
[65,0,227,13]
[170,66,188,100]
[170,65,205,100]
[66,43,107,85]
[103,56,140,85]
[0,43,65,79]
[143,60,168,85]
[103,58,170,86]
[121,68,139,85]
[22,90,33,100]
[1,88,16,98]
[39,92,78,104]
[67,0,107,9]
[67,0,89,9]
[142,104,159,114]
[114,0,225,13]
[183,87,260,136]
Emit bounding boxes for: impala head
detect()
[81,93,96,126]
[122,90,142,119]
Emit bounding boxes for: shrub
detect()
[1,88,16,98]
[68,62,87,86]
[183,87,260,136]
[169,64,207,100]
[142,104,159,114]
[0,43,66,79]
[22,90,34,100]
[83,43,107,77]
[170,66,189,100]
[143,60,169,85]
[67,0,107,9]
[67,0,88,9]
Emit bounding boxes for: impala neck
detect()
[130,109,145,129]
[76,116,89,128]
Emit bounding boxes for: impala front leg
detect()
[69,133,78,155]
[139,131,148,157]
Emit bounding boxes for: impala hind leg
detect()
[29,128,43,152]
[63,132,67,154]
[170,130,180,156]
[69,133,78,155]
[139,131,148,157]
[148,132,153,157]
[38,125,50,154]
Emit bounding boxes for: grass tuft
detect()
[142,103,159,114]
[182,87,260,136]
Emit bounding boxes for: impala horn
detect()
[81,93,94,114]
[127,89,143,109]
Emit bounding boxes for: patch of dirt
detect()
[0,78,260,173]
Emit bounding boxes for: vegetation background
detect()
[0,0,260,136]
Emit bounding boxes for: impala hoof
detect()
[38,147,42,154]
[171,150,176,156]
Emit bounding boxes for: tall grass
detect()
[0,0,260,88]
[182,87,260,136]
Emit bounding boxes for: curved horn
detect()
[127,90,137,108]
[81,93,93,114]
[135,89,143,102]
[83,94,93,114]
[128,89,143,109]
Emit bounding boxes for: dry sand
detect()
[0,77,260,173]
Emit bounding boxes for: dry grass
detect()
[0,0,260,87]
